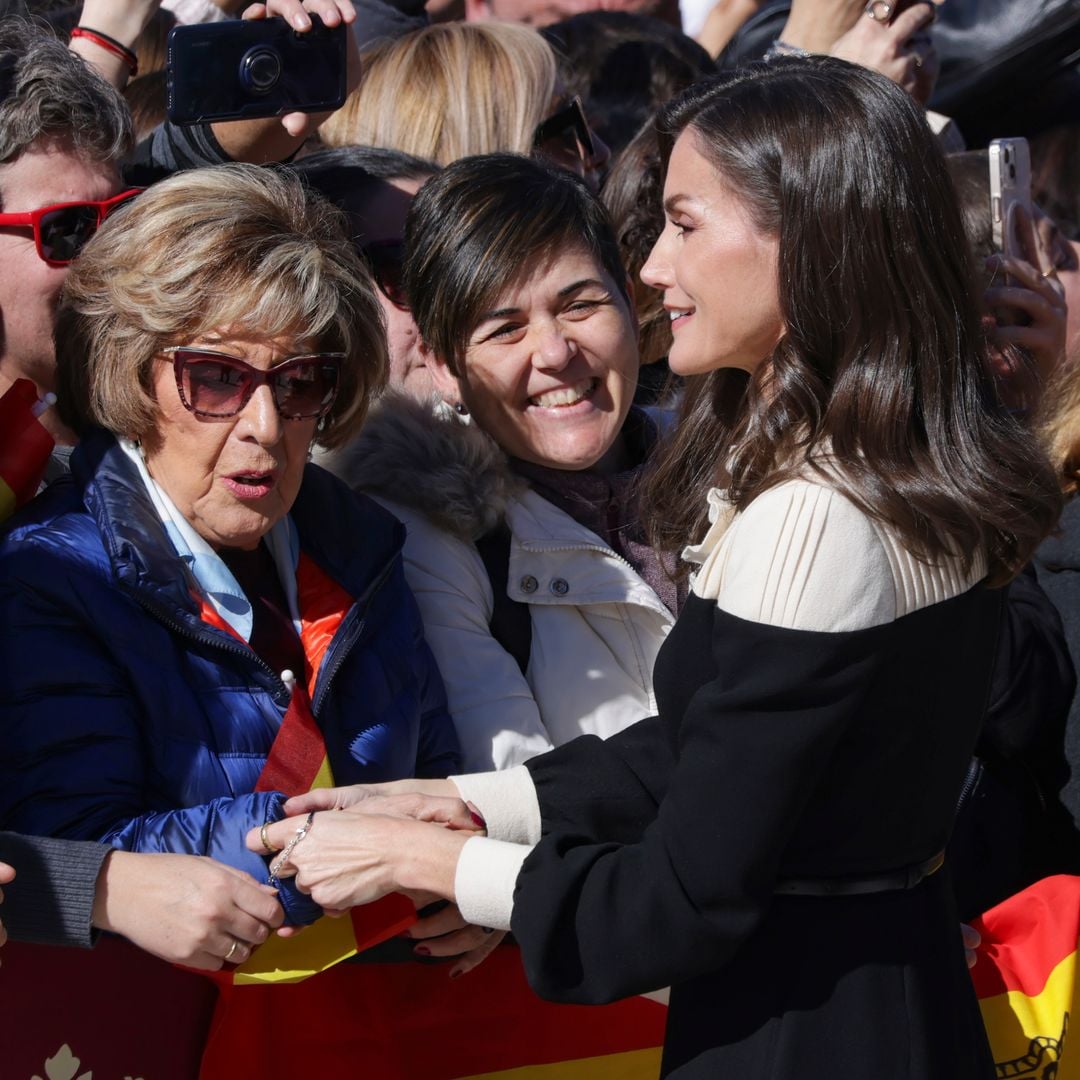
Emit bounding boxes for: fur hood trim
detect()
[327,391,524,543]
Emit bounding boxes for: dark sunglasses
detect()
[162,347,343,421]
[362,240,408,308]
[533,96,596,161]
[0,189,142,267]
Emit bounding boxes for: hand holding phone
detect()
[989,137,1033,258]
[167,4,355,126]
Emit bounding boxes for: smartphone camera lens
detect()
[240,46,281,94]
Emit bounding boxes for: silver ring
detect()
[865,0,892,20]
[224,938,242,963]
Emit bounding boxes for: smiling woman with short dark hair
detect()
[334,153,681,776]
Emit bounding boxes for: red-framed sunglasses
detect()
[0,188,142,267]
[533,96,596,161]
[162,347,343,421]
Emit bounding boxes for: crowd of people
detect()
[0,0,1078,1076]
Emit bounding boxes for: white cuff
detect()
[454,836,530,932]
[450,765,541,845]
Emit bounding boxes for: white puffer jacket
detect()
[330,394,675,773]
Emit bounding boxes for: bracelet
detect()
[268,811,316,884]
[763,39,810,60]
[70,26,139,77]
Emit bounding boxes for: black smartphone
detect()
[166,15,347,126]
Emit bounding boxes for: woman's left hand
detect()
[247,811,471,911]
[408,901,507,978]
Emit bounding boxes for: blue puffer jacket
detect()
[0,430,460,924]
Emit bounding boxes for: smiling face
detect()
[428,246,639,472]
[142,332,319,550]
[640,130,784,377]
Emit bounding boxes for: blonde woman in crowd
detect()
[319,21,609,189]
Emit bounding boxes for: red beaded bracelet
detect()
[70,26,139,78]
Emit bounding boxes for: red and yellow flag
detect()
[0,377,54,519]
[199,552,417,990]
[199,554,668,1078]
[972,875,1080,1079]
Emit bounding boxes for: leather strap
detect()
[775,851,945,897]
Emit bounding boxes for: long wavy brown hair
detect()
[643,59,1061,586]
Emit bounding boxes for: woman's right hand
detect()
[830,4,939,104]
[91,851,285,971]
[984,252,1067,385]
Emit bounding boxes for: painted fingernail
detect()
[470,811,486,828]
[414,945,432,957]
[482,926,495,934]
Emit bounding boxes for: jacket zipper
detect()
[129,591,291,705]
[128,554,398,716]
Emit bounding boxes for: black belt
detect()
[774,851,945,897]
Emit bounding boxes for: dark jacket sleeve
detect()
[0,832,109,949]
[510,612,884,1004]
[525,714,674,845]
[352,0,428,48]
[413,638,463,779]
[123,121,232,187]
[983,564,1075,764]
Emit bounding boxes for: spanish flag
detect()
[972,875,1080,1078]
[204,552,416,987]
[0,378,54,519]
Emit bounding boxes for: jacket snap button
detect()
[520,575,539,594]
[550,578,570,596]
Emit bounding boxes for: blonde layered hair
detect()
[320,22,557,164]
[1039,363,1080,495]
[55,164,387,451]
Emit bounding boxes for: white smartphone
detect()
[988,137,1033,256]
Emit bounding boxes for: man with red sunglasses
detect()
[0,20,132,446]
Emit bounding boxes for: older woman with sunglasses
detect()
[0,165,459,1058]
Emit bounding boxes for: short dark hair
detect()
[643,58,1060,586]
[295,145,439,192]
[403,152,628,374]
[0,18,132,182]
[293,145,440,250]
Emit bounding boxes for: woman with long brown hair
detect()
[254,59,1061,1078]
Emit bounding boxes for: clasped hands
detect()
[245,784,503,976]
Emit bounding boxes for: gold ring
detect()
[224,939,242,963]
[260,822,278,854]
[865,0,892,20]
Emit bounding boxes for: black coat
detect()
[511,588,1000,1078]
